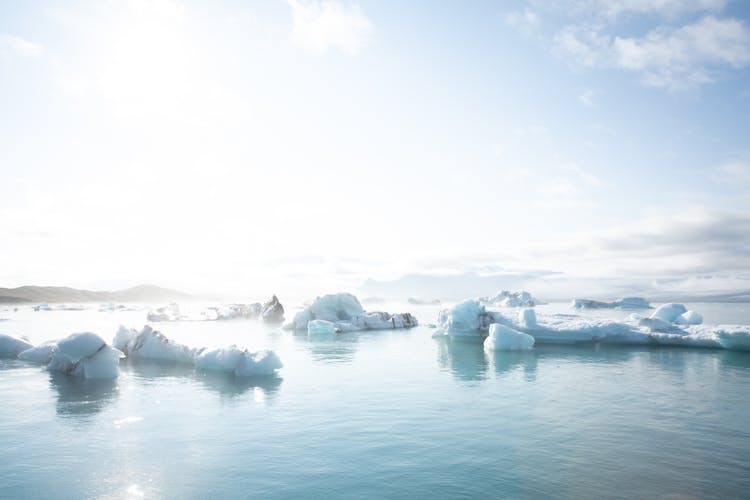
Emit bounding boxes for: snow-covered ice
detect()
[434,299,750,351]
[651,303,688,323]
[483,324,535,351]
[675,310,703,325]
[479,290,538,307]
[286,293,417,332]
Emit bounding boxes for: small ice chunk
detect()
[18,340,58,364]
[0,334,33,358]
[518,308,537,328]
[651,303,688,323]
[195,346,283,376]
[675,310,703,325]
[307,319,340,337]
[47,332,123,378]
[121,325,195,364]
[113,325,137,352]
[484,324,535,351]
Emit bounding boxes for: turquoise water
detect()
[1,303,750,499]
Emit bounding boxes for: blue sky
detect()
[1,0,749,300]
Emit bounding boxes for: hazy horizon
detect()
[2,0,749,301]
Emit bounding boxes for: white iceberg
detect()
[287,293,417,332]
[483,324,535,351]
[194,346,283,376]
[47,332,123,378]
[307,319,341,337]
[0,333,34,358]
[433,299,506,338]
[147,303,182,322]
[18,340,59,364]
[675,310,703,325]
[479,290,538,307]
[651,303,688,323]
[573,297,651,309]
[116,325,195,364]
[518,308,537,328]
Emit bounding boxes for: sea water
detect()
[1,302,749,499]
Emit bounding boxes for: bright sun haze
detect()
[1,0,749,300]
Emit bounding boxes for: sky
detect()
[1,0,749,300]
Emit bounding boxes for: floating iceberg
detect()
[194,346,283,376]
[261,295,285,323]
[479,291,538,307]
[46,332,123,378]
[307,319,341,337]
[651,303,688,323]
[675,310,703,326]
[147,303,182,322]
[32,303,52,312]
[407,297,442,305]
[483,324,535,351]
[0,334,33,358]
[573,297,651,309]
[216,303,262,320]
[286,293,417,332]
[435,298,750,350]
[433,299,505,338]
[18,340,59,364]
[115,325,195,364]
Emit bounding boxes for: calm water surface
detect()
[1,302,749,499]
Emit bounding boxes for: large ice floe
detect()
[285,293,418,333]
[434,299,750,351]
[479,290,538,307]
[573,297,651,309]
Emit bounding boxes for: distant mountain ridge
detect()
[0,284,191,304]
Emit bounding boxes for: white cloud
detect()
[505,8,539,34]
[553,16,750,90]
[714,160,750,183]
[564,0,726,20]
[614,16,750,89]
[0,34,42,58]
[287,0,373,55]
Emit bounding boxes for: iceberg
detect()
[261,295,285,323]
[216,303,262,320]
[573,297,651,309]
[116,325,195,364]
[18,340,59,364]
[46,332,123,378]
[483,324,535,351]
[194,346,283,376]
[0,334,34,358]
[307,319,341,337]
[286,293,417,332]
[147,303,182,322]
[518,308,537,328]
[651,303,688,323]
[675,310,703,325]
[433,299,506,338]
[479,290,538,307]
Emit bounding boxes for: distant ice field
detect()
[1,301,749,499]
